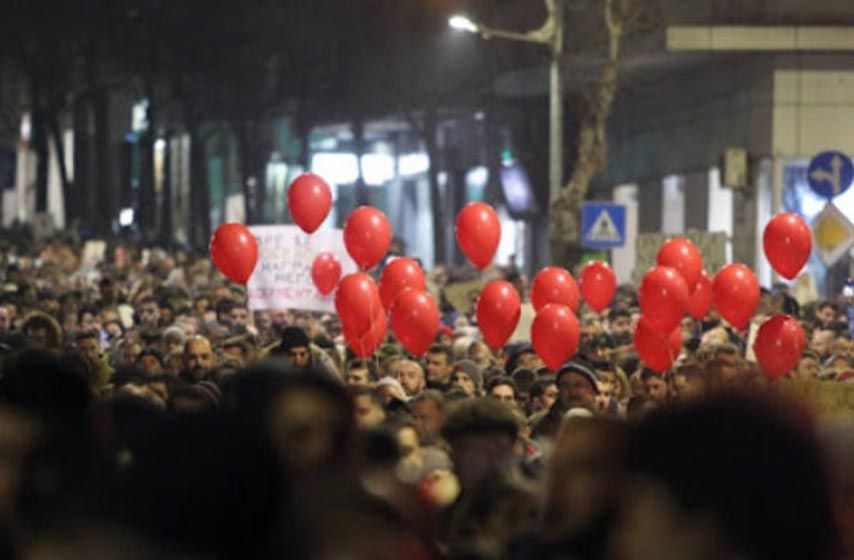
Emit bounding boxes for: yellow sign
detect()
[812,203,854,266]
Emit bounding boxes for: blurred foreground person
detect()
[617,395,834,560]
[442,398,538,558]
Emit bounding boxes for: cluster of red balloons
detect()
[529,267,581,370]
[217,178,815,380]
[526,263,617,371]
[382,258,440,357]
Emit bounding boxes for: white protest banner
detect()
[247,225,358,312]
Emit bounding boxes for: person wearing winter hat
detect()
[276,326,311,368]
[452,360,483,397]
[532,358,598,440]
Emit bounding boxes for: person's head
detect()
[351,387,387,430]
[0,305,10,334]
[119,338,143,365]
[136,349,165,376]
[556,360,599,411]
[811,329,835,358]
[833,336,854,359]
[467,340,493,367]
[545,418,627,536]
[706,358,740,388]
[222,336,253,367]
[346,360,376,388]
[640,368,669,406]
[713,343,740,365]
[594,369,617,413]
[792,352,820,381]
[816,301,836,327]
[165,352,184,376]
[98,276,119,302]
[161,326,187,357]
[278,327,311,368]
[671,362,706,402]
[425,345,455,384]
[486,376,517,404]
[410,390,446,445]
[530,377,559,413]
[215,299,236,326]
[22,313,63,350]
[608,308,632,338]
[74,330,101,367]
[452,360,483,397]
[506,346,544,375]
[392,359,426,397]
[441,398,519,493]
[183,336,215,382]
[137,297,161,328]
[77,306,101,334]
[619,395,833,560]
[228,304,249,330]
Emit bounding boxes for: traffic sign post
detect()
[581,202,626,250]
[807,151,854,199]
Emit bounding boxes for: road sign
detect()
[581,202,626,249]
[812,202,854,266]
[807,151,854,199]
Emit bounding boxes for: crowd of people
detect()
[0,232,850,559]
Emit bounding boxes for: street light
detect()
[449,0,565,204]
[449,15,478,34]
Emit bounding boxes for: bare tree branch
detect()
[550,0,624,259]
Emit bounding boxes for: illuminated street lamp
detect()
[449,0,565,203]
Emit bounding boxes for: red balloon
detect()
[456,202,501,269]
[210,223,258,285]
[763,213,812,280]
[379,258,426,311]
[639,266,690,334]
[391,290,440,357]
[311,253,342,296]
[531,267,580,313]
[335,273,383,337]
[579,261,616,313]
[287,173,332,234]
[713,264,760,329]
[343,206,392,270]
[753,314,806,380]
[634,316,682,373]
[656,237,703,291]
[347,310,387,358]
[531,304,580,371]
[476,280,521,350]
[687,270,714,319]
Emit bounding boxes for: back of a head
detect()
[626,395,833,560]
[442,397,519,443]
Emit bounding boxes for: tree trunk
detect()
[187,117,210,248]
[549,0,623,269]
[30,94,49,214]
[138,91,157,243]
[159,137,173,246]
[94,89,113,236]
[48,114,75,228]
[352,116,368,206]
[423,107,446,266]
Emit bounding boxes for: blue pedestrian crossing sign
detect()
[807,151,854,199]
[581,202,626,249]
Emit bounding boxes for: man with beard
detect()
[531,358,599,440]
[180,336,216,384]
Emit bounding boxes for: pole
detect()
[548,0,564,203]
